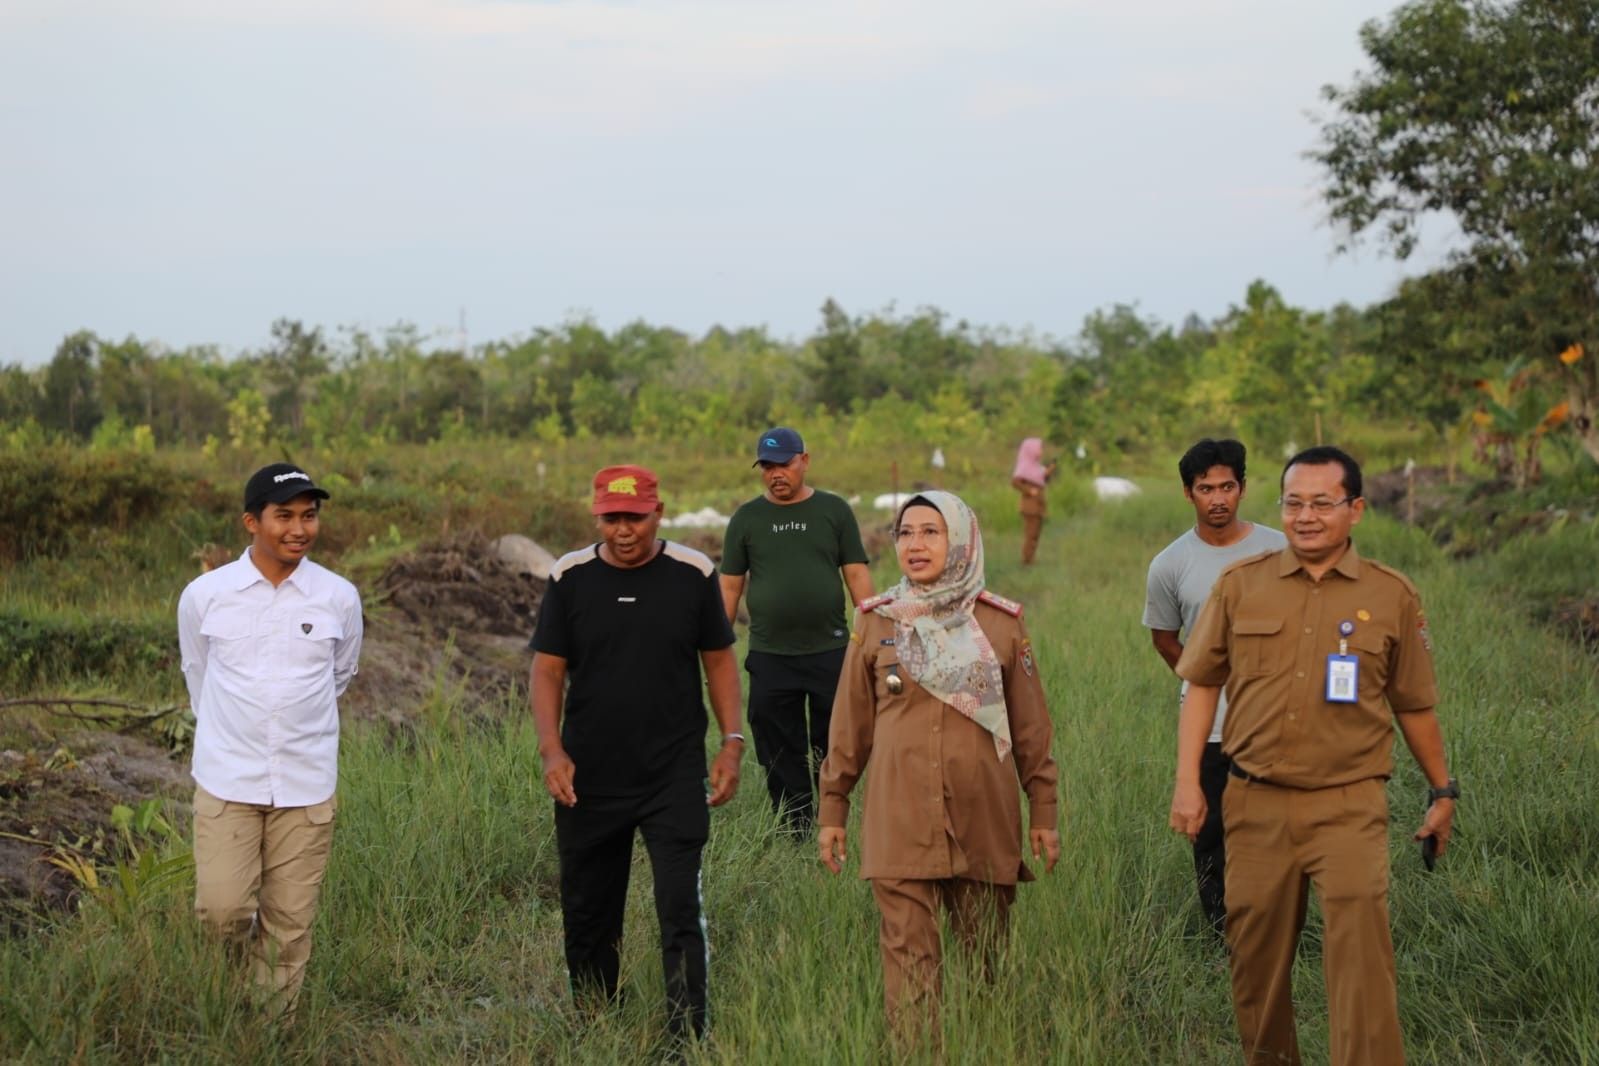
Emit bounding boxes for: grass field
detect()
[2,469,1597,1064]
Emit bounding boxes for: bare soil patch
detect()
[1,732,190,930]
[342,531,550,723]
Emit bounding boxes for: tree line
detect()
[0,283,1585,480]
[3,0,1594,482]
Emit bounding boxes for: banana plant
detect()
[1469,358,1569,489]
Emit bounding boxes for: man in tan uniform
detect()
[1168,446,1457,1066]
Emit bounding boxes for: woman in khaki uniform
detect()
[818,490,1060,1033]
[1011,437,1057,565]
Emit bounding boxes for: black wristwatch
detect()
[1426,778,1460,804]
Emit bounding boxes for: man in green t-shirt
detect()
[721,427,874,838]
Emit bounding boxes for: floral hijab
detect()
[873,491,1011,760]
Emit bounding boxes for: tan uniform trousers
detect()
[871,877,1016,1031]
[1020,515,1043,564]
[1223,776,1403,1066]
[1019,494,1045,565]
[192,786,337,1014]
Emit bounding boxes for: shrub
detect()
[0,449,214,562]
[0,610,177,691]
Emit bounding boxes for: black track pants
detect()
[554,772,711,1036]
[745,647,847,833]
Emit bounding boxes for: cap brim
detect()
[753,452,801,467]
[251,486,330,509]
[590,500,659,515]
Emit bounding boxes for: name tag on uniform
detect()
[1325,654,1359,703]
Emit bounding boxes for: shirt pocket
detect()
[291,611,344,646]
[1349,630,1391,698]
[199,608,257,672]
[287,610,344,677]
[1231,617,1284,677]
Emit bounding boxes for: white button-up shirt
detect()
[178,549,363,807]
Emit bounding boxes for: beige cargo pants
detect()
[192,785,336,1015]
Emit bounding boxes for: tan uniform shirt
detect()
[1176,542,1438,789]
[1013,478,1047,517]
[819,601,1059,884]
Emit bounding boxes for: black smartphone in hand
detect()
[1420,834,1438,871]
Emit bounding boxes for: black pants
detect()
[745,647,846,833]
[553,773,710,1037]
[1194,740,1229,938]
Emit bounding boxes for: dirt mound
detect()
[1,732,190,929]
[1550,597,1599,650]
[1364,465,1457,526]
[344,533,549,722]
[376,534,545,638]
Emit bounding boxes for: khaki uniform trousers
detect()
[870,877,1016,1031]
[1020,515,1043,564]
[192,785,337,1014]
[1019,494,1045,565]
[1222,776,1404,1066]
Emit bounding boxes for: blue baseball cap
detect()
[753,427,805,466]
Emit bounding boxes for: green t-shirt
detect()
[721,490,869,655]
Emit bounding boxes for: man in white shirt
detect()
[177,462,363,1015]
[1143,439,1285,939]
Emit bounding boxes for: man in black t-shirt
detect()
[530,464,743,1040]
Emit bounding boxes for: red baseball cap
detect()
[590,464,661,515]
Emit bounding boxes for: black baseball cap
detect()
[244,463,330,512]
[753,427,805,466]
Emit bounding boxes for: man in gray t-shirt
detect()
[1143,438,1285,939]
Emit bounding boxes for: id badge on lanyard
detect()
[1325,655,1358,703]
[1326,619,1358,704]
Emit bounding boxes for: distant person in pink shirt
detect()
[1010,437,1058,565]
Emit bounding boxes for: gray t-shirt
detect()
[1143,523,1287,741]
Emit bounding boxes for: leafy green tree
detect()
[1361,268,1504,438]
[0,364,38,425]
[569,372,628,438]
[1048,304,1195,456]
[96,336,156,427]
[226,388,271,450]
[261,319,330,435]
[150,346,231,444]
[811,299,863,413]
[41,331,101,438]
[1312,0,1599,462]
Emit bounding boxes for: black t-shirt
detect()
[530,541,735,795]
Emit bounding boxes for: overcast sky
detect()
[0,0,1441,365]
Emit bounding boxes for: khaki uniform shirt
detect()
[1013,478,1047,517]
[819,601,1059,884]
[1176,542,1438,789]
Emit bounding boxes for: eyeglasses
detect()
[1278,496,1355,516]
[895,525,945,544]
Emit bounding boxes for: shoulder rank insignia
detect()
[859,592,895,613]
[977,589,1023,617]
